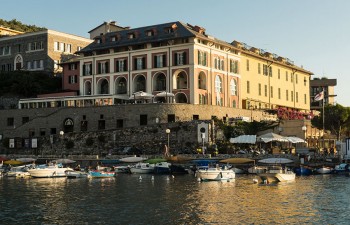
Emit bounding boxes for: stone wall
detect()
[0,103,276,139]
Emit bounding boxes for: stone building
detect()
[0,29,92,74]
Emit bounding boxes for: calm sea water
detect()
[1,173,349,225]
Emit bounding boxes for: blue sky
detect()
[2,0,350,106]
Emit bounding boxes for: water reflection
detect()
[1,174,350,224]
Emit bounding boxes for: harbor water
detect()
[1,174,350,225]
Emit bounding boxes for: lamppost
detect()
[59,131,64,157]
[166,128,171,155]
[302,125,307,147]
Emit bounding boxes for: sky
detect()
[2,0,350,106]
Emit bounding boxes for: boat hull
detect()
[196,168,235,181]
[316,167,333,174]
[66,171,88,179]
[28,167,72,178]
[88,171,115,178]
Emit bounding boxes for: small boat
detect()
[28,164,73,178]
[6,165,31,178]
[258,165,295,183]
[334,163,349,174]
[248,165,267,174]
[130,163,154,174]
[119,156,147,163]
[196,166,235,182]
[65,170,88,179]
[316,166,333,174]
[113,165,131,173]
[294,166,313,176]
[88,170,115,178]
[154,162,171,174]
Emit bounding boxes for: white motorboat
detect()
[130,163,154,174]
[6,165,31,178]
[196,166,235,181]
[258,166,295,183]
[28,164,73,178]
[316,166,333,174]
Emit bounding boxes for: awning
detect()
[257,132,289,143]
[229,135,256,144]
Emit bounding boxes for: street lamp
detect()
[302,125,307,146]
[166,128,171,155]
[59,131,64,157]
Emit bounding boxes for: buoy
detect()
[151,176,154,181]
[166,176,170,181]
[253,178,258,184]
[139,176,142,180]
[197,178,201,182]
[172,175,175,179]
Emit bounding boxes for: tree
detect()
[312,103,350,139]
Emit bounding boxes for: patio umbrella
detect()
[257,132,288,143]
[17,158,36,163]
[229,135,256,144]
[155,91,175,97]
[129,91,154,100]
[4,160,23,165]
[53,159,76,164]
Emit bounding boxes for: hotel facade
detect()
[3,21,314,141]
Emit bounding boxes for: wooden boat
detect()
[258,165,295,183]
[87,170,115,178]
[196,166,235,182]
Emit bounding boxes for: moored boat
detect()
[316,166,333,174]
[294,166,313,176]
[334,163,349,174]
[28,164,73,178]
[153,162,171,174]
[248,165,267,174]
[65,170,88,179]
[87,170,115,178]
[195,166,235,181]
[258,166,295,183]
[130,163,154,174]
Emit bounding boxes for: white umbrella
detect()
[229,135,256,144]
[257,132,288,143]
[129,91,154,100]
[53,159,76,164]
[155,91,175,97]
[284,136,307,143]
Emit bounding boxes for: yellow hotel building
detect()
[77,21,312,113]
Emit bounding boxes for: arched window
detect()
[230,79,237,96]
[115,77,127,94]
[198,71,206,90]
[99,79,109,94]
[215,75,222,93]
[153,73,166,91]
[134,75,146,92]
[84,81,91,95]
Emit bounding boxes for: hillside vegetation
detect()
[0,71,61,98]
[0,18,46,33]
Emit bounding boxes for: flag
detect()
[314,91,324,101]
